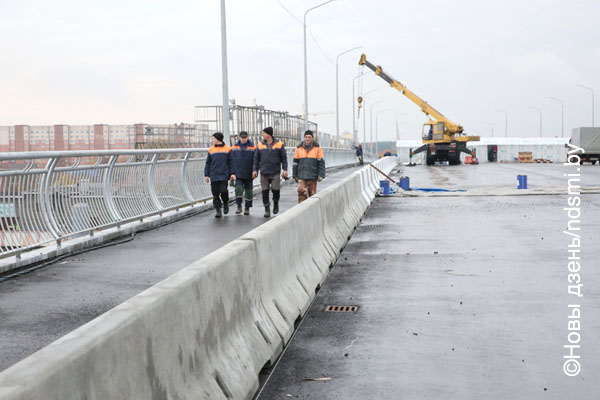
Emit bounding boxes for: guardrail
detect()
[0,147,358,260]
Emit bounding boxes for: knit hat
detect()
[304,130,314,137]
[262,127,274,137]
[239,131,248,138]
[212,132,224,142]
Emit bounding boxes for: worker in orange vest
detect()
[293,130,325,203]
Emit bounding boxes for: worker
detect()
[293,130,325,203]
[427,125,433,140]
[231,131,256,215]
[204,132,235,218]
[252,127,288,218]
[354,143,364,165]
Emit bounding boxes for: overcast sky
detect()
[1,0,598,141]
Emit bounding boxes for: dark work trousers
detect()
[235,179,253,208]
[260,174,280,206]
[211,181,229,209]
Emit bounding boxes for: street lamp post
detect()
[495,109,508,137]
[529,106,543,137]
[576,84,594,127]
[220,0,231,144]
[375,109,389,156]
[370,100,385,153]
[303,0,335,132]
[547,96,564,137]
[395,113,407,140]
[336,46,361,141]
[484,122,494,138]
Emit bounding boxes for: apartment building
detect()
[0,123,209,153]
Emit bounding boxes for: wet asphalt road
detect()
[257,163,600,400]
[401,162,600,189]
[0,167,359,372]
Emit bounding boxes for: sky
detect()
[0,0,599,142]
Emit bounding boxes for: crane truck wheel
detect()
[426,156,435,166]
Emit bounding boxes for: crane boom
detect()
[359,54,463,134]
[358,53,479,165]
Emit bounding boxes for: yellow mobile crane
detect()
[359,54,479,165]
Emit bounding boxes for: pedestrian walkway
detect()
[0,166,359,372]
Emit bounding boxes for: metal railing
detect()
[0,148,358,260]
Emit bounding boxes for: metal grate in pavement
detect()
[325,305,358,312]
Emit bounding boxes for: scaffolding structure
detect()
[135,123,211,149]
[194,105,318,147]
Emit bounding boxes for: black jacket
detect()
[253,139,288,175]
[204,143,232,182]
[231,139,256,180]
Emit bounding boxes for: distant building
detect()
[0,123,210,153]
[340,130,353,141]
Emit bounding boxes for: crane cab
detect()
[422,121,446,142]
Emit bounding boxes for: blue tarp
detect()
[411,188,466,192]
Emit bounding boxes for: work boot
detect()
[244,207,250,216]
[223,202,229,215]
[264,206,270,218]
[215,208,222,218]
[236,204,242,214]
[273,201,279,214]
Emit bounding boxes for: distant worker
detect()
[354,143,364,165]
[427,125,433,140]
[231,131,256,215]
[252,127,288,218]
[204,132,235,218]
[293,130,325,203]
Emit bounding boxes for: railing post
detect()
[40,157,61,240]
[103,155,122,223]
[147,154,162,212]
[180,152,194,202]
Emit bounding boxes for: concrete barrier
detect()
[239,198,333,345]
[0,239,281,400]
[0,158,397,400]
[314,159,395,259]
[359,169,373,203]
[312,183,355,257]
[368,166,378,194]
[348,171,370,222]
[367,167,377,196]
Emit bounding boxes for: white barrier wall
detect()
[0,158,397,400]
[396,138,569,164]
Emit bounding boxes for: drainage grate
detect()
[325,305,358,312]
[363,225,382,229]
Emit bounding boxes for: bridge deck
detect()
[257,163,600,399]
[0,167,360,372]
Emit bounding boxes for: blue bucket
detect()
[517,175,528,189]
[379,180,391,195]
[399,176,410,190]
